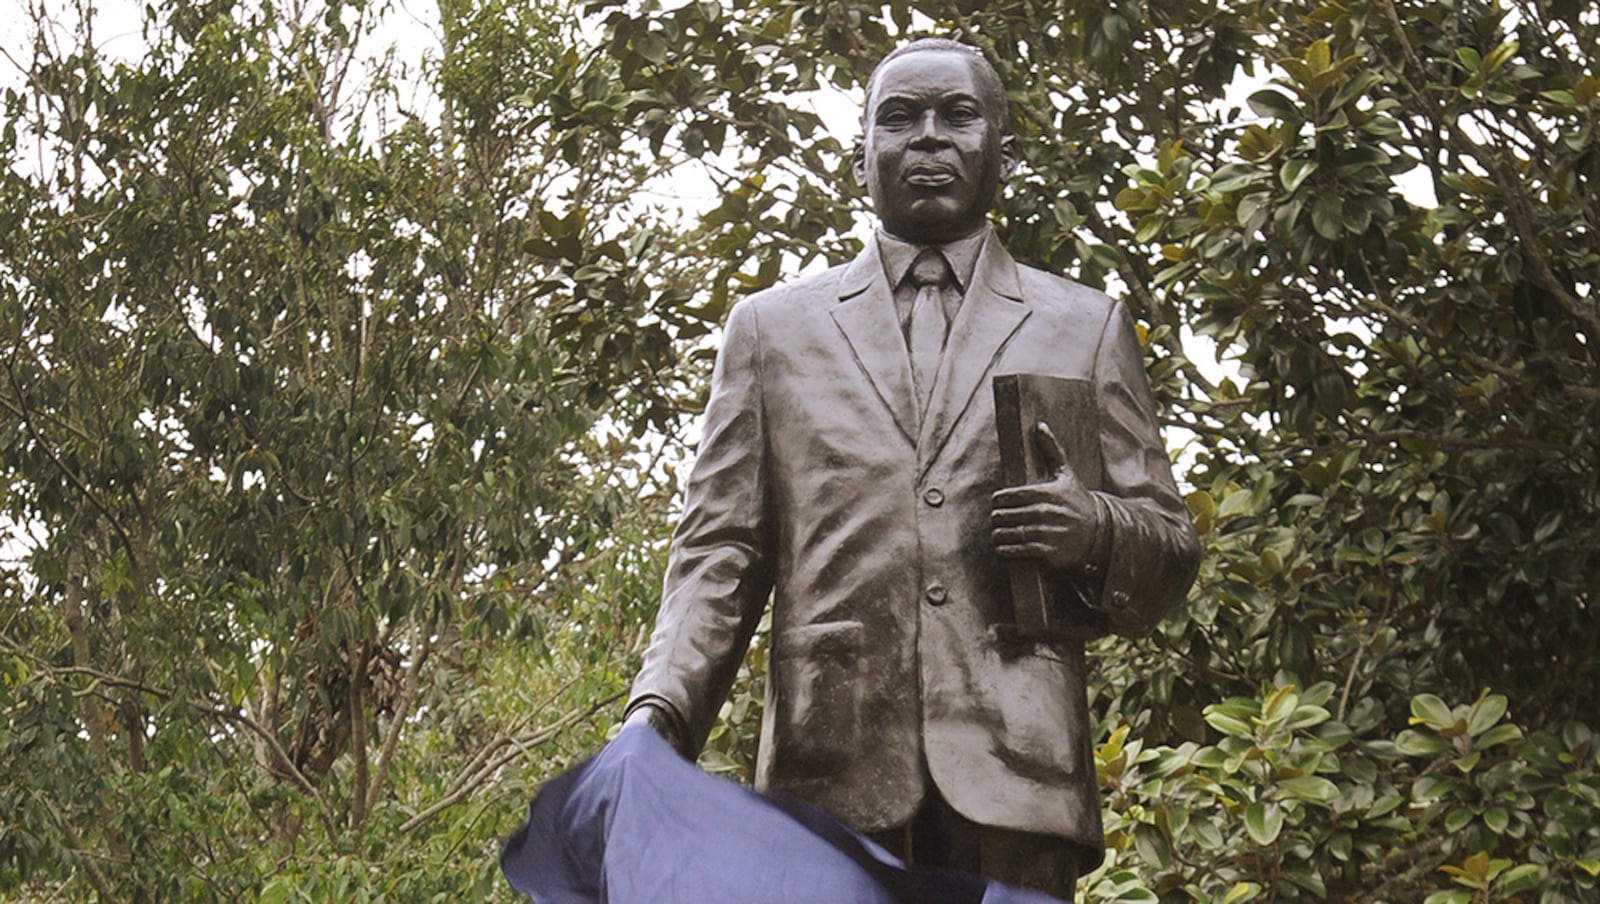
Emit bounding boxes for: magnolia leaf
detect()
[1482,806,1509,834]
[1311,195,1343,239]
[1280,158,1318,192]
[1279,775,1340,804]
[1467,694,1509,738]
[1248,89,1301,120]
[1410,694,1454,729]
[1394,729,1450,756]
[1244,801,1284,846]
[1220,883,1262,904]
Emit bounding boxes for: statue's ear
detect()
[999,133,1018,180]
[851,140,867,187]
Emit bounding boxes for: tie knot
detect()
[908,249,954,289]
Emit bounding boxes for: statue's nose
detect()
[911,111,949,147]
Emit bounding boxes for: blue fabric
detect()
[502,724,1067,904]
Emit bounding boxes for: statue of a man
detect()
[625,38,1200,898]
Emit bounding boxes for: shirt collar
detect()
[876,224,990,293]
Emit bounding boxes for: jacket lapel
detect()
[916,233,1030,474]
[830,242,918,446]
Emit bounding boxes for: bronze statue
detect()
[625,38,1200,899]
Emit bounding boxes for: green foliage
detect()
[3,0,1596,900]
[1,0,697,898]
[1093,685,1599,902]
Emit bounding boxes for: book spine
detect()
[993,375,1053,633]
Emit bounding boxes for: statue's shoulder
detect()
[1013,262,1120,321]
[735,261,854,317]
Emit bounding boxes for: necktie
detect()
[907,249,955,417]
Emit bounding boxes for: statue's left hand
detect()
[990,422,1105,572]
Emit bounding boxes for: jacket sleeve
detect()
[1088,301,1202,635]
[627,299,775,755]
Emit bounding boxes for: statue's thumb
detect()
[1032,421,1078,484]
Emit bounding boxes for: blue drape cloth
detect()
[502,724,1068,904]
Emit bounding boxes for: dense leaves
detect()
[2,0,1596,901]
[1091,685,1599,902]
[1,0,696,898]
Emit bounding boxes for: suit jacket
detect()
[628,232,1200,858]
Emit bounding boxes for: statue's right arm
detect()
[626,300,776,758]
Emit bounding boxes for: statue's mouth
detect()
[904,163,958,187]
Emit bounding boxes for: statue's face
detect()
[855,50,1015,245]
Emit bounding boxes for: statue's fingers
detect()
[991,524,1028,545]
[993,524,1057,547]
[993,540,1056,560]
[993,484,1060,509]
[991,502,1059,527]
[994,522,1072,546]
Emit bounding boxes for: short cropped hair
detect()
[863,39,1010,132]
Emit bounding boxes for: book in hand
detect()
[992,373,1109,641]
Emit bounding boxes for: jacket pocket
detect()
[768,621,865,778]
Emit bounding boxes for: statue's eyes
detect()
[946,104,981,125]
[876,106,915,128]
[874,99,981,129]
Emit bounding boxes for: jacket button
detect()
[923,488,945,507]
[925,583,948,605]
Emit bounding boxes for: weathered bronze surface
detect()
[626,38,1200,889]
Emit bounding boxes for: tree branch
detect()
[365,623,433,819]
[349,637,371,831]
[41,796,126,904]
[398,690,623,835]
[1355,836,1448,904]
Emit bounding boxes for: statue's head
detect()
[854,39,1017,245]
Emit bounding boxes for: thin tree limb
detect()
[398,690,623,835]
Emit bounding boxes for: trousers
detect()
[868,787,1082,901]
